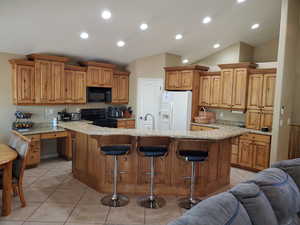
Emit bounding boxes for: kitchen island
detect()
[60,121,247,197]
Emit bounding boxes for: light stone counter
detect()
[190,122,272,136]
[59,121,248,140]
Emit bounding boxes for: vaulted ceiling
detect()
[0,0,281,64]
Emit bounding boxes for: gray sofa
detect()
[168,159,300,225]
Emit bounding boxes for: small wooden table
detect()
[0,144,17,216]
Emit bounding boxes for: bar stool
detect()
[176,139,208,210]
[137,136,171,209]
[99,135,134,207]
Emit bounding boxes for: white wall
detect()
[271,0,300,163]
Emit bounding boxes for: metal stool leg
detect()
[178,162,201,210]
[138,157,166,209]
[101,155,129,207]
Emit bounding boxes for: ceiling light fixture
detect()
[117,40,125,47]
[213,43,220,49]
[80,32,89,39]
[140,23,148,31]
[202,16,212,24]
[237,0,246,3]
[175,34,183,40]
[102,10,112,20]
[182,59,189,64]
[251,23,260,29]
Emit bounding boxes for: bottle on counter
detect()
[52,117,58,128]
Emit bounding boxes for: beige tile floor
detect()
[0,158,256,225]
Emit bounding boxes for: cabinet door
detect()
[260,111,273,130]
[64,70,74,103]
[238,139,253,168]
[247,74,264,110]
[262,74,276,111]
[16,65,35,104]
[101,68,113,87]
[220,69,234,108]
[35,60,52,103]
[119,75,129,103]
[165,71,180,90]
[210,76,221,107]
[253,141,270,170]
[232,68,248,110]
[181,70,193,90]
[86,66,101,87]
[73,71,86,103]
[246,110,261,130]
[199,76,211,106]
[51,62,65,103]
[111,75,119,103]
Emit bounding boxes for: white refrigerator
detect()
[158,91,192,131]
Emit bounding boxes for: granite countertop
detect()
[190,122,272,136]
[58,121,248,140]
[17,126,66,136]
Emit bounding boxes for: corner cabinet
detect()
[111,71,130,104]
[10,59,36,105]
[81,61,115,88]
[246,69,276,131]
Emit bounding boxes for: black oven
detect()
[87,87,112,103]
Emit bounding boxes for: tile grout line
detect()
[103,206,112,225]
[62,184,89,225]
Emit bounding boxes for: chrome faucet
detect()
[144,113,155,130]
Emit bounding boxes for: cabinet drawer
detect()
[117,121,127,128]
[126,120,135,129]
[240,133,271,143]
[191,125,216,131]
[26,134,41,141]
[41,131,68,139]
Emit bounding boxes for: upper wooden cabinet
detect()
[64,65,86,104]
[219,63,257,110]
[198,72,221,107]
[164,65,209,91]
[247,69,276,111]
[81,61,115,88]
[111,71,130,104]
[10,60,35,105]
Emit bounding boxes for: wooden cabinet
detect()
[111,71,130,104]
[65,65,86,104]
[83,61,115,88]
[117,120,135,129]
[235,133,271,171]
[198,73,221,107]
[220,69,234,108]
[25,135,41,167]
[247,72,276,111]
[231,137,239,164]
[232,68,248,109]
[246,109,273,131]
[199,76,211,106]
[10,60,35,105]
[164,65,209,91]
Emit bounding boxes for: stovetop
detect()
[80,108,118,128]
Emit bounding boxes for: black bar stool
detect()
[176,139,208,210]
[136,136,171,209]
[99,135,134,207]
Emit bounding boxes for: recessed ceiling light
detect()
[140,23,148,31]
[80,32,89,39]
[237,0,246,3]
[182,59,189,64]
[213,43,221,49]
[175,34,183,40]
[202,16,212,24]
[102,10,112,20]
[117,40,125,47]
[251,23,260,29]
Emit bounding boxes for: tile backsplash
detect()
[205,108,246,124]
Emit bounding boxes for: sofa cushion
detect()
[167,192,252,225]
[230,182,278,225]
[248,168,300,225]
[272,159,300,190]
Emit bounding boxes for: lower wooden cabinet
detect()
[191,125,217,131]
[231,133,271,171]
[117,120,135,129]
[26,135,41,167]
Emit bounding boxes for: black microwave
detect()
[87,87,112,103]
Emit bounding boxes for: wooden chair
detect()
[0,131,31,207]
